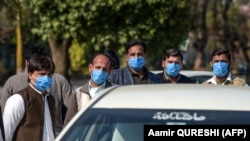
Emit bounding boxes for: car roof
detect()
[56,84,250,140]
[180,70,213,76]
[90,84,250,111]
[151,70,213,76]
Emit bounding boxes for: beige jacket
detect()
[203,73,248,86]
[63,80,113,126]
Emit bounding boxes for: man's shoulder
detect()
[53,73,67,80]
[111,67,128,72]
[52,73,72,87]
[7,72,26,80]
[155,71,163,76]
[146,69,160,76]
[109,67,130,76]
[232,76,248,86]
[106,80,116,87]
[73,85,86,97]
[178,74,195,83]
[233,76,245,81]
[77,81,89,93]
[4,72,27,86]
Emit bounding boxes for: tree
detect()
[22,0,193,79]
[1,0,43,75]
[1,0,24,73]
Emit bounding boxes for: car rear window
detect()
[61,109,250,141]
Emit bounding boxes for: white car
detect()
[152,70,213,83]
[56,84,250,141]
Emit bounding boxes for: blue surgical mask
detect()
[33,75,53,91]
[165,63,181,77]
[212,62,229,77]
[91,70,108,85]
[128,57,145,70]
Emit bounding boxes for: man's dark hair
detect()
[28,55,55,75]
[24,46,47,61]
[125,39,147,53]
[104,49,120,69]
[163,49,183,61]
[210,48,231,61]
[90,52,112,69]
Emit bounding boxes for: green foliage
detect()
[22,0,193,71]
[69,39,89,76]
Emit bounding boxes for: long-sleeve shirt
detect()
[1,69,73,135]
[3,84,54,141]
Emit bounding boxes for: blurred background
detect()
[0,0,249,85]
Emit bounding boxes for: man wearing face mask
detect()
[3,55,56,141]
[1,46,73,136]
[108,39,161,85]
[64,52,114,126]
[157,49,195,84]
[203,48,248,86]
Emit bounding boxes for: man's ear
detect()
[210,61,214,70]
[25,60,29,67]
[125,54,129,62]
[210,61,213,68]
[28,72,33,82]
[88,64,92,73]
[162,60,165,68]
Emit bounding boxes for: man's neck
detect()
[90,80,101,88]
[215,76,227,84]
[130,67,145,78]
[164,73,179,83]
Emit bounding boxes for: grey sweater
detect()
[0,69,73,136]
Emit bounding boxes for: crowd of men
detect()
[0,39,248,141]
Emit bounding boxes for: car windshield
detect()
[60,108,250,141]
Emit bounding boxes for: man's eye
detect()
[214,60,227,63]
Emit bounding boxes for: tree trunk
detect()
[193,0,208,70]
[241,45,250,85]
[48,38,72,81]
[193,51,203,70]
[212,0,218,48]
[221,0,231,48]
[16,8,23,73]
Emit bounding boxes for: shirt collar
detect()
[88,81,106,98]
[163,72,180,83]
[129,66,146,78]
[207,73,232,85]
[29,83,49,97]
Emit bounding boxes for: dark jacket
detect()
[108,66,161,85]
[13,85,55,141]
[157,72,195,83]
[64,80,113,126]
